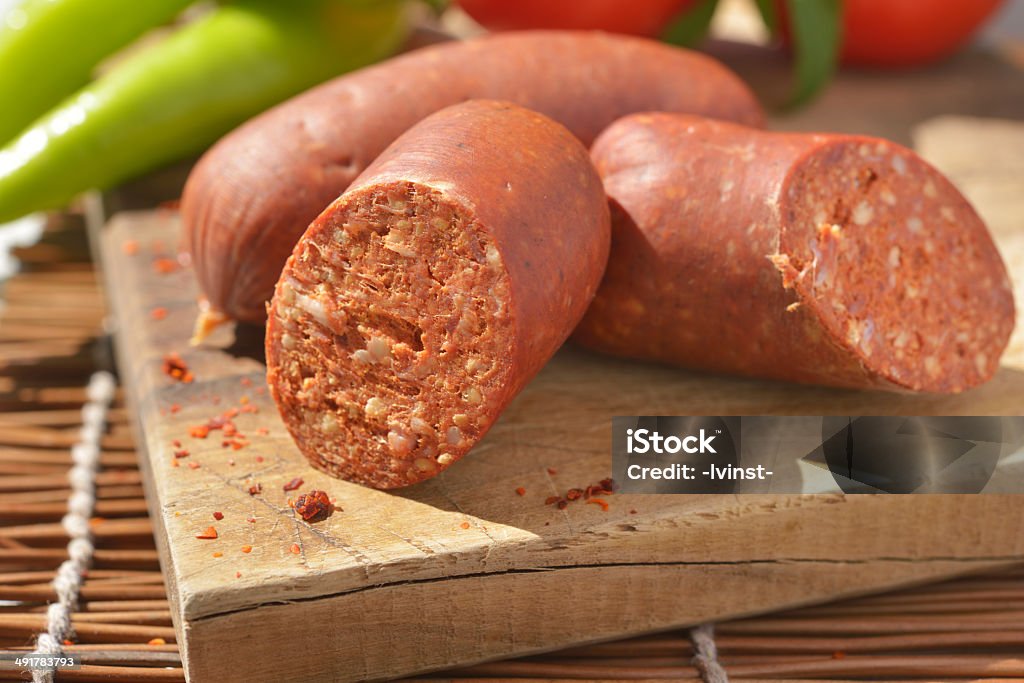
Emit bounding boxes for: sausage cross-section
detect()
[266,100,611,488]
[575,113,1015,393]
[183,30,763,329]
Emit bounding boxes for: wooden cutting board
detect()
[98,113,1024,680]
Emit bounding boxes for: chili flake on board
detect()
[544,478,616,511]
[152,257,179,274]
[161,353,193,383]
[293,490,333,522]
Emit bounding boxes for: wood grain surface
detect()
[100,188,1024,681]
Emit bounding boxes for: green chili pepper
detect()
[0,0,408,223]
[0,0,194,145]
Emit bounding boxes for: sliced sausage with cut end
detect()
[182,30,764,330]
[575,113,1015,393]
[266,100,611,488]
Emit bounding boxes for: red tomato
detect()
[778,0,1006,68]
[840,0,1005,67]
[455,0,698,37]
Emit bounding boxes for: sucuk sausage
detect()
[181,30,764,330]
[265,100,611,488]
[574,113,1015,393]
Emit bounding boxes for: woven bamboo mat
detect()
[0,214,1022,682]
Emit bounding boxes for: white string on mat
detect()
[30,371,116,683]
[690,623,729,683]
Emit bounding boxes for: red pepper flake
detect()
[241,545,252,554]
[545,478,617,510]
[195,526,218,540]
[63,639,74,646]
[293,489,333,522]
[170,459,179,468]
[147,638,166,646]
[212,552,222,558]
[629,509,638,515]
[169,403,181,414]
[172,439,182,448]
[121,240,139,256]
[586,498,610,512]
[459,521,470,530]
[239,394,250,404]
[152,257,179,274]
[235,571,242,579]
[222,423,237,437]
[255,427,268,436]
[187,461,200,470]
[189,424,210,439]
[254,455,264,462]
[150,307,168,321]
[241,404,259,414]
[546,467,558,476]
[290,543,301,555]
[283,477,304,492]
[255,386,266,395]
[247,483,262,496]
[89,517,105,527]
[515,487,526,497]
[240,377,252,387]
[161,353,194,383]
[224,407,240,419]
[247,517,256,523]
[212,511,224,521]
[173,449,189,458]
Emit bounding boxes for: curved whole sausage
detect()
[265,100,610,488]
[575,113,1015,393]
[182,30,764,329]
